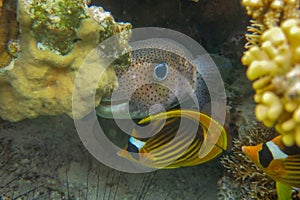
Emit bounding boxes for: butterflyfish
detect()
[118,109,230,169]
[242,135,300,199]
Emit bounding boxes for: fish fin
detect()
[117,149,131,159]
[214,143,227,153]
[222,125,232,152]
[276,181,292,200]
[140,148,155,161]
[210,125,230,153]
[198,112,229,159]
[281,155,300,188]
[117,149,140,163]
[138,109,181,124]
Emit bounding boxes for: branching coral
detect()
[241,0,300,147]
[220,124,278,199]
[0,1,131,122]
[242,0,300,48]
[243,0,300,27]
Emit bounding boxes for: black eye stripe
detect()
[127,140,139,153]
[259,143,274,168]
[126,140,139,160]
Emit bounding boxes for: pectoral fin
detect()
[276,181,292,200]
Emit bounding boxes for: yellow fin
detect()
[276,181,292,200]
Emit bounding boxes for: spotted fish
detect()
[96,38,230,119]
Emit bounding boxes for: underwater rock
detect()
[217,176,242,200]
[0,0,19,69]
[96,0,248,54]
[24,0,89,55]
[0,0,131,122]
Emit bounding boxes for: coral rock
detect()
[0,0,19,68]
[0,1,131,122]
[242,19,300,146]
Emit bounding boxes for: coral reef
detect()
[243,0,300,48]
[0,0,19,68]
[241,0,300,147]
[220,124,278,199]
[242,0,300,26]
[0,0,131,122]
[25,0,89,55]
[217,176,242,200]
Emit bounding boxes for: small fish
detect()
[242,135,300,197]
[118,109,230,169]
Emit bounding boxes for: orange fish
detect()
[118,109,230,169]
[242,135,300,199]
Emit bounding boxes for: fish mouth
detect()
[96,97,146,119]
[96,93,197,120]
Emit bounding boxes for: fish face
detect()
[242,144,261,166]
[96,39,208,119]
[117,56,195,117]
[242,136,300,189]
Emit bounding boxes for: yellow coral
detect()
[242,18,300,146]
[242,0,300,27]
[0,1,130,122]
[242,0,300,49]
[245,19,266,48]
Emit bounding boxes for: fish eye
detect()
[153,62,168,81]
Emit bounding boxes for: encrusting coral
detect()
[241,0,300,147]
[0,0,131,122]
[26,0,88,55]
[220,124,278,199]
[0,0,19,68]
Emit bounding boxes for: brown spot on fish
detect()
[97,38,211,119]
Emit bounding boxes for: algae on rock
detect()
[0,0,19,69]
[26,0,89,55]
[0,0,131,122]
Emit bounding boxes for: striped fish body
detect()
[118,109,230,169]
[242,135,300,188]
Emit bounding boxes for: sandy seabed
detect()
[0,112,223,200]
